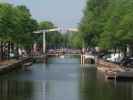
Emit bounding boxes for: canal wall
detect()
[0,57,32,74]
[96,59,133,81]
[96,59,122,72]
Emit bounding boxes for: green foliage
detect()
[37,21,64,48]
[79,0,109,47]
[79,0,133,51]
[0,3,15,41]
[67,32,84,48]
[0,3,38,49]
[46,31,64,48]
[39,21,55,30]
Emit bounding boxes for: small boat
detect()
[23,62,32,71]
[60,55,65,59]
[23,62,32,67]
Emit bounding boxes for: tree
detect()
[66,32,83,48]
[39,21,55,30]
[98,0,133,55]
[80,0,133,56]
[0,3,38,59]
[14,5,38,48]
[79,0,109,47]
[37,21,64,49]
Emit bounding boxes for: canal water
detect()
[0,56,133,100]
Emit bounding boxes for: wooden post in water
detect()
[80,48,82,64]
[81,48,85,65]
[43,32,46,54]
[81,54,85,65]
[83,55,85,64]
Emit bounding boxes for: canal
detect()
[0,56,133,100]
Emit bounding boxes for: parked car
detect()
[103,53,124,63]
[9,52,15,58]
[102,53,111,59]
[121,57,133,67]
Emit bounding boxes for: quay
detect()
[0,57,32,74]
[96,59,133,81]
[32,55,47,63]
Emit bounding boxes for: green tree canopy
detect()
[37,21,64,48]
[0,3,38,49]
[79,0,133,55]
[39,21,55,30]
[79,0,109,47]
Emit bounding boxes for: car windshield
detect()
[103,54,111,58]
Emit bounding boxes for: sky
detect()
[1,0,85,28]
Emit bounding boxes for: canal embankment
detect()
[96,59,133,81]
[0,57,32,74]
[81,52,133,81]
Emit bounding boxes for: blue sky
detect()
[2,0,85,28]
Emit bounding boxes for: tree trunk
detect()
[1,41,4,61]
[123,46,127,57]
[127,44,133,57]
[7,41,11,60]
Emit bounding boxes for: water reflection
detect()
[80,67,133,100]
[0,57,81,100]
[0,57,133,100]
[0,80,34,100]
